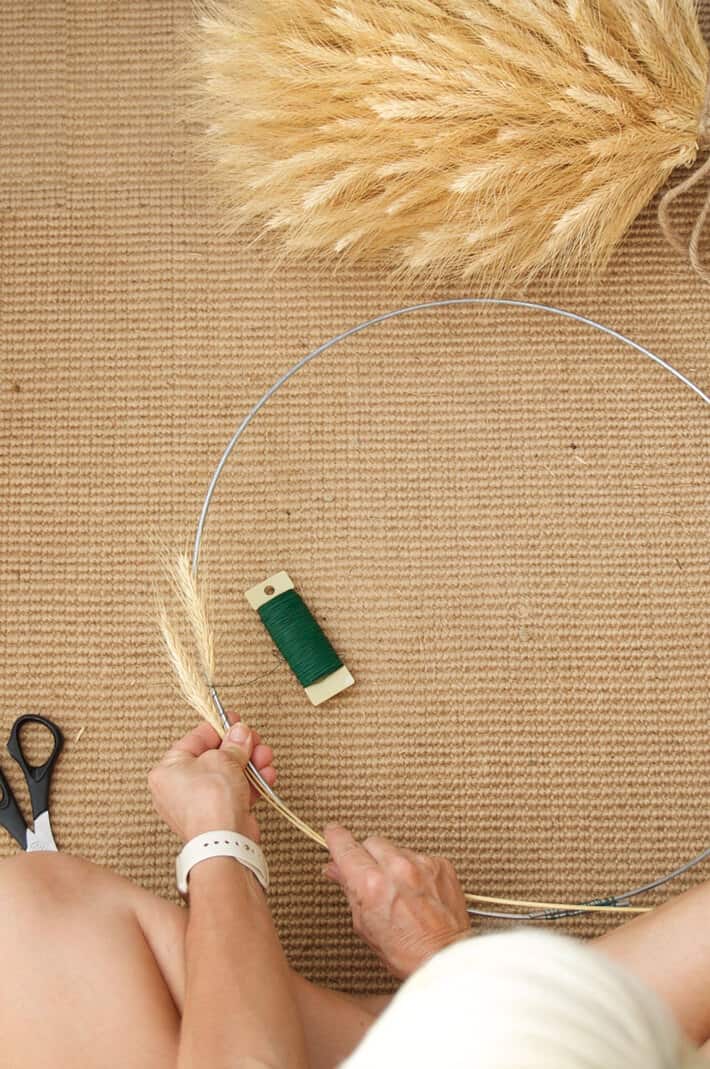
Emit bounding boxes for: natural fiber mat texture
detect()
[1,2,708,994]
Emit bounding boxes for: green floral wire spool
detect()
[187,297,709,922]
[258,590,341,686]
[244,570,355,706]
[258,591,342,686]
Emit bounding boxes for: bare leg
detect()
[289,972,393,1066]
[0,853,385,1069]
[592,880,710,1051]
[9,852,710,1065]
[0,852,181,1069]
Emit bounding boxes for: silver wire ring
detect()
[190,297,709,920]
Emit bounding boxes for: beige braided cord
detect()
[658,77,710,285]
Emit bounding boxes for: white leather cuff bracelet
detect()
[176,831,269,896]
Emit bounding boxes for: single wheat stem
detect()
[465,893,649,915]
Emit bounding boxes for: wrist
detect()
[176,830,269,896]
[184,856,267,906]
[182,819,252,843]
[188,856,260,891]
[399,929,471,978]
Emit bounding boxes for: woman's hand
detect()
[149,717,277,843]
[323,825,471,980]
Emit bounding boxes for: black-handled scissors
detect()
[0,714,63,852]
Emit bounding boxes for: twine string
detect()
[658,77,710,284]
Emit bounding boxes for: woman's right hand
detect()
[323,824,471,980]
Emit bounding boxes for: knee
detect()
[0,852,101,922]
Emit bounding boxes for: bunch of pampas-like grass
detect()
[184,0,709,287]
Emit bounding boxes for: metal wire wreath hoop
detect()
[190,297,709,921]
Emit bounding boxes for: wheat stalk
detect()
[158,599,223,735]
[181,0,709,286]
[170,551,216,686]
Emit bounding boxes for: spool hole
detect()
[264,585,275,596]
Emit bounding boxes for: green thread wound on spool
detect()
[258,588,343,688]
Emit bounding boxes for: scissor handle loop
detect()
[7,715,63,820]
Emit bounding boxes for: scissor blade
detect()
[25,810,58,853]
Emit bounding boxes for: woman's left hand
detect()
[149,717,277,844]
[323,825,471,980]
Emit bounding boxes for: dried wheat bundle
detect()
[185,0,709,286]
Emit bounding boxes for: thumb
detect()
[322,861,341,884]
[220,721,253,766]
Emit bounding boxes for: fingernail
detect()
[228,722,250,744]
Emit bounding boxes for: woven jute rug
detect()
[1,2,708,993]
